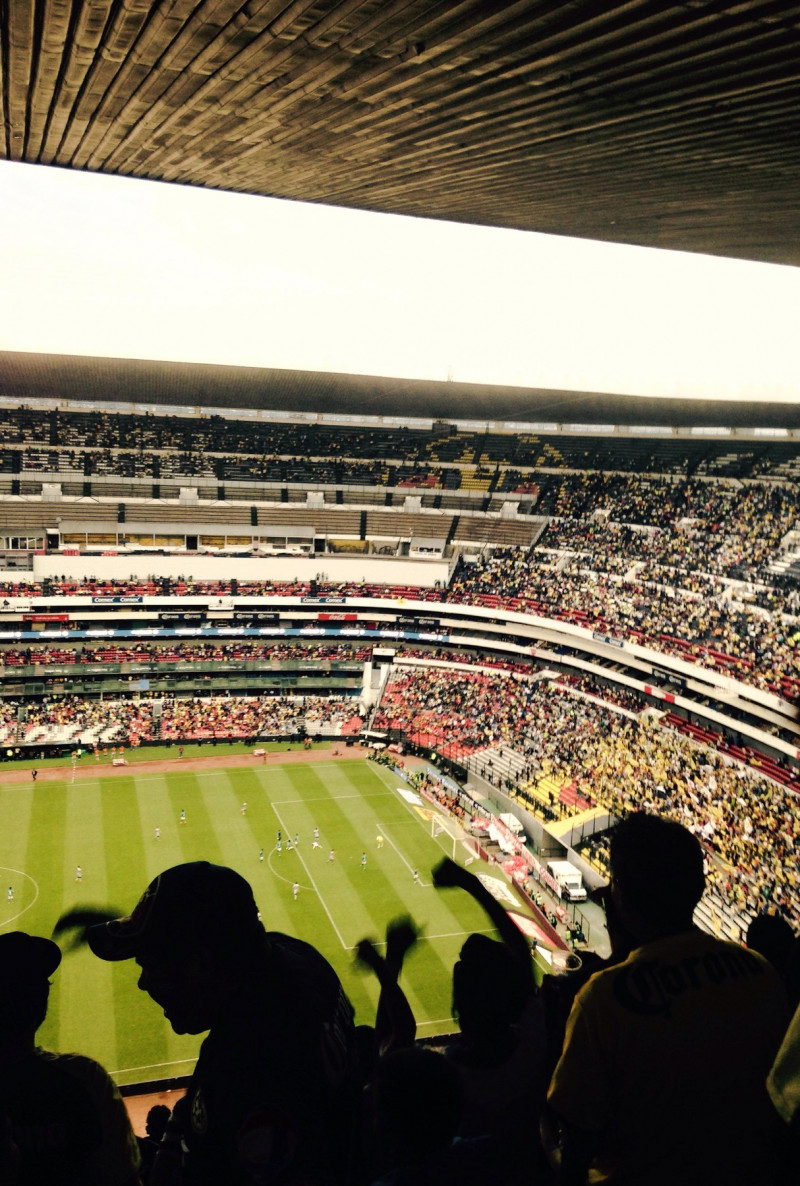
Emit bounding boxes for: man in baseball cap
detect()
[0,931,140,1186]
[78,861,357,1185]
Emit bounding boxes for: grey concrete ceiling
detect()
[3,1,800,266]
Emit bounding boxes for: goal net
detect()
[431,815,475,864]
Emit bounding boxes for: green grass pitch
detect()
[0,757,495,1087]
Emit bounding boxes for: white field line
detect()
[272,792,390,803]
[373,820,423,881]
[111,1056,197,1077]
[368,763,445,858]
[0,867,39,928]
[355,927,495,950]
[109,1009,460,1074]
[271,802,349,950]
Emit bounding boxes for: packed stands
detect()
[12,693,362,748]
[2,399,798,953]
[373,666,799,931]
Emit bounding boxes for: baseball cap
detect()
[0,931,62,981]
[87,861,262,962]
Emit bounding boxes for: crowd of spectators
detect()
[373,668,530,753]
[0,571,795,706]
[3,693,362,748]
[4,402,800,474]
[17,697,155,747]
[159,694,360,740]
[13,443,474,490]
[2,527,797,704]
[4,617,793,930]
[535,476,796,580]
[373,667,799,928]
[0,641,371,667]
[448,546,800,702]
[0,406,462,461]
[3,407,800,1181]
[393,646,538,676]
[6,404,800,496]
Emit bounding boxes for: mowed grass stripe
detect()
[276,763,392,945]
[2,757,525,1078]
[125,772,212,1081]
[266,762,480,1029]
[5,782,47,931]
[57,778,118,1064]
[0,780,35,881]
[20,781,65,1055]
[246,764,357,948]
[225,762,394,1021]
[198,768,300,939]
[269,762,390,1021]
[97,774,167,1080]
[164,770,227,866]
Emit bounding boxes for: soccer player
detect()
[75,866,82,883]
[329,849,335,863]
[154,827,160,841]
[7,887,13,902]
[292,881,299,901]
[259,849,264,862]
[241,802,247,816]
[412,869,420,884]
[312,828,321,850]
[361,853,367,870]
[276,839,282,854]
[294,833,300,848]
[179,809,186,825]
[376,834,384,849]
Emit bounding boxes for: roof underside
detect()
[3,0,800,267]
[3,349,800,430]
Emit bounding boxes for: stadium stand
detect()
[1,401,799,1183]
[1,408,798,963]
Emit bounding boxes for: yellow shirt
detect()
[548,929,788,1185]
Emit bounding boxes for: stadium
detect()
[1,4,799,1184]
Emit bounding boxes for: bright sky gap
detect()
[1,160,799,404]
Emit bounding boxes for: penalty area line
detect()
[346,926,495,951]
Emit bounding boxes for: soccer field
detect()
[0,756,494,1087]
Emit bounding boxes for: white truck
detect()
[546,860,587,902]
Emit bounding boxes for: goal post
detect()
[431,815,473,863]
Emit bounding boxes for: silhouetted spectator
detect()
[0,931,140,1186]
[747,912,800,1010]
[546,813,789,1185]
[368,1046,499,1185]
[137,1104,170,1185]
[355,917,419,1059]
[767,998,800,1169]
[75,861,357,1185]
[430,857,547,1184]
